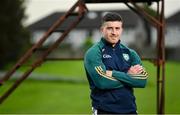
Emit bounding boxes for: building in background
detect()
[165,10,180,60]
[28,10,180,60]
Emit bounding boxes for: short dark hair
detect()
[101,12,123,26]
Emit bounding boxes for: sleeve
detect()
[112,49,148,88]
[84,47,124,90]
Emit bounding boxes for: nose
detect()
[111,28,116,35]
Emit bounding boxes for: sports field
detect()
[0,61,180,114]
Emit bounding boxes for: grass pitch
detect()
[0,61,180,114]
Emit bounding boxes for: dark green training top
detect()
[84,38,148,113]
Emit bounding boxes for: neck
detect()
[112,44,116,47]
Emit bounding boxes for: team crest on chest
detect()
[123,53,129,61]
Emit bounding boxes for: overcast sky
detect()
[24,0,180,25]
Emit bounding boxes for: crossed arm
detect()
[106,64,148,88]
[84,48,148,90]
[106,64,145,77]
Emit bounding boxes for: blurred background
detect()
[0,0,180,114]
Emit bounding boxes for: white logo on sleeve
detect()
[103,54,112,58]
[123,53,129,61]
[102,48,105,52]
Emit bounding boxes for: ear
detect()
[100,26,103,33]
[120,27,123,34]
[121,28,124,32]
[99,27,104,37]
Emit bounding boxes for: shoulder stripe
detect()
[129,75,148,79]
[95,66,117,81]
[128,70,148,79]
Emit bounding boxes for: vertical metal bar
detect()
[125,0,165,114]
[157,0,165,114]
[160,0,165,113]
[156,1,160,114]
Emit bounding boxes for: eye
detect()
[116,27,120,30]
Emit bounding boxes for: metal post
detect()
[159,0,165,113]
[157,0,165,114]
[125,0,165,114]
[156,1,160,113]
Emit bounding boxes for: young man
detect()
[84,12,148,114]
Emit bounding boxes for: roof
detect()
[166,10,180,25]
[28,10,140,31]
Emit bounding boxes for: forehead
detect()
[102,21,123,27]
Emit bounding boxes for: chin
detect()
[107,38,119,44]
[112,40,119,44]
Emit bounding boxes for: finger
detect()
[137,68,144,74]
[133,66,144,73]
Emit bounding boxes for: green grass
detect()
[0,81,91,114]
[0,61,180,114]
[165,61,180,113]
[136,61,180,114]
[135,61,157,113]
[19,60,86,79]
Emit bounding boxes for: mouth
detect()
[110,36,117,39]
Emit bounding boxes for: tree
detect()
[0,0,30,69]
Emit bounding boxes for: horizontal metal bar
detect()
[45,57,157,61]
[84,0,160,3]
[45,57,83,61]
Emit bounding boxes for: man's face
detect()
[101,21,123,45]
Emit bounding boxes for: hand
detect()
[106,70,112,77]
[128,64,144,75]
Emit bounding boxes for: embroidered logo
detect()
[103,54,112,58]
[123,53,129,61]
